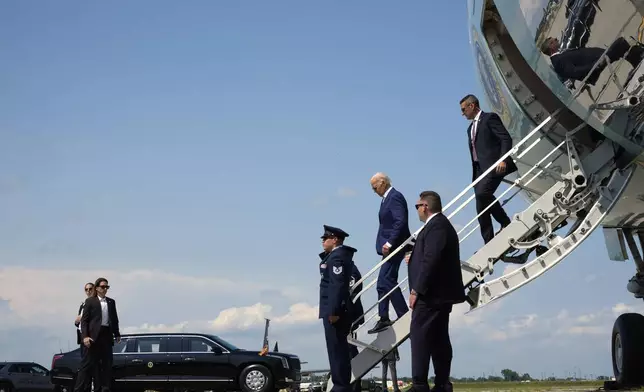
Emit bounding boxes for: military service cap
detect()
[321,225,349,240]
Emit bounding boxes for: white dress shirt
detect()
[98,296,110,327]
[77,304,84,333]
[470,110,482,162]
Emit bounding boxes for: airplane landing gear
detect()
[609,313,644,388]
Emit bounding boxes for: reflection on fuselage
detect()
[467,0,644,227]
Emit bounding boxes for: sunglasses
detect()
[97,285,110,289]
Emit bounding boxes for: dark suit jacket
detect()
[376,187,411,255]
[551,48,605,85]
[408,213,466,306]
[467,111,518,182]
[80,296,121,345]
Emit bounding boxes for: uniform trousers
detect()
[473,163,511,243]
[410,297,453,392]
[323,316,352,392]
[74,327,113,392]
[376,251,409,318]
[349,331,360,392]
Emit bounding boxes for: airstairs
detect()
[325,17,644,391]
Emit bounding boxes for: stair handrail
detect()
[350,135,569,332]
[329,13,644,392]
[350,9,638,299]
[350,110,559,295]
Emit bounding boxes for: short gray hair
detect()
[371,172,391,186]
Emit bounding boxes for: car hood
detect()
[235,350,299,359]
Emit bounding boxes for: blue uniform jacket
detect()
[318,245,357,319]
[349,264,365,331]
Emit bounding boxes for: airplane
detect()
[326,1,644,391]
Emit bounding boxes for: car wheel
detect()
[240,364,274,392]
[0,382,13,392]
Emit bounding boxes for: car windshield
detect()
[206,334,240,351]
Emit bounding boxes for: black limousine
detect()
[50,333,301,392]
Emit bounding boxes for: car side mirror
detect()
[211,346,223,355]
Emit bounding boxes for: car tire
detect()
[239,364,274,392]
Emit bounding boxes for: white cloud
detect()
[478,302,644,344]
[2,264,641,377]
[124,302,319,335]
[0,267,308,330]
[612,302,639,315]
[0,266,322,368]
[336,187,358,198]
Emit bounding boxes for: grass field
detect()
[399,381,612,392]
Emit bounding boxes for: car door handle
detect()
[131,359,143,363]
[184,357,196,361]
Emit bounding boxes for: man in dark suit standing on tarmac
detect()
[368,172,410,334]
[74,277,121,392]
[408,191,466,392]
[318,225,357,392]
[460,94,517,244]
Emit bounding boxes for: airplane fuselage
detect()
[466,0,644,386]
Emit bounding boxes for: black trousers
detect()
[377,252,409,319]
[410,298,453,392]
[323,317,352,392]
[78,344,97,392]
[474,163,511,243]
[349,331,360,392]
[74,327,113,392]
[587,37,644,85]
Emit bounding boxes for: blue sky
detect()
[1,0,643,380]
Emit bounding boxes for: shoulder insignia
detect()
[349,276,355,287]
[333,265,343,275]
